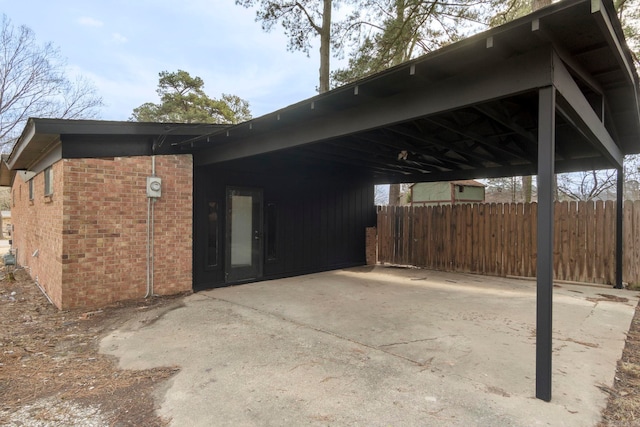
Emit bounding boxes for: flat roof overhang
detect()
[0,119,228,184]
[185,0,639,184]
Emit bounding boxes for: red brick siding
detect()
[12,154,192,310]
[11,163,64,307]
[365,226,377,265]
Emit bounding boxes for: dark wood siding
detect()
[193,157,376,290]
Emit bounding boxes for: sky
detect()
[0,0,338,120]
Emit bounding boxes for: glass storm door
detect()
[226,187,263,282]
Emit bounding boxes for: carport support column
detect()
[536,86,555,402]
[615,167,624,289]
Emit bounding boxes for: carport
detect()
[179,0,640,401]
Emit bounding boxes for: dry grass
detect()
[0,267,183,426]
[599,300,640,426]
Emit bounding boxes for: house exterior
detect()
[0,0,637,337]
[410,180,485,206]
[2,119,375,309]
[3,0,639,401]
[3,121,205,309]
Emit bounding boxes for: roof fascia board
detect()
[30,118,226,137]
[196,46,555,166]
[7,119,36,170]
[591,0,638,87]
[552,53,623,167]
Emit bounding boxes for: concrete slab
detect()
[100,266,639,426]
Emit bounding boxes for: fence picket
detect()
[376,200,640,286]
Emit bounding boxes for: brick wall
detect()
[11,162,64,307]
[12,154,193,309]
[365,226,377,265]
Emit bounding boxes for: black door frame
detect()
[225,186,263,283]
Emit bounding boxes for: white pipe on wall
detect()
[145,155,157,298]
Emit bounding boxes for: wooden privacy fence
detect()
[377,201,640,286]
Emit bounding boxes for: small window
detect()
[28,180,34,200]
[44,167,53,196]
[266,203,277,261]
[206,201,219,268]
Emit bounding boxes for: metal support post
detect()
[615,167,624,289]
[536,86,555,402]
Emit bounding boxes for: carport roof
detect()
[184,0,640,185]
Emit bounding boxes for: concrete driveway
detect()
[100,266,638,426]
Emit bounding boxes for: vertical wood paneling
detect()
[523,202,532,277]
[576,201,587,282]
[585,201,595,282]
[634,201,640,284]
[377,200,640,286]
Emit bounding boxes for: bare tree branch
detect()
[0,15,103,151]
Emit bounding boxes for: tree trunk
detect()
[389,184,401,206]
[522,175,532,202]
[318,0,332,93]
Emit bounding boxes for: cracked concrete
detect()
[101,266,638,426]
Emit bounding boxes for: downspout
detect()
[145,152,157,298]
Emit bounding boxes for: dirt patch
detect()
[587,294,630,304]
[0,267,185,426]
[599,299,640,426]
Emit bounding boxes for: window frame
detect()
[206,200,220,269]
[44,166,53,196]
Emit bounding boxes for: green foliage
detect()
[488,0,532,26]
[131,70,251,124]
[616,0,640,68]
[491,0,639,68]
[331,0,493,87]
[332,0,639,87]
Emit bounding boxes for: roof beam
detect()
[331,137,453,172]
[195,46,554,166]
[425,116,530,163]
[315,142,436,174]
[382,125,488,167]
[552,53,623,168]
